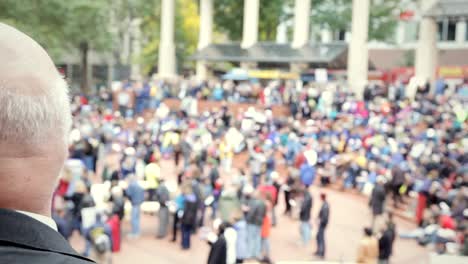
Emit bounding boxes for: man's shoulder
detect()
[0,245,94,264]
[0,209,95,263]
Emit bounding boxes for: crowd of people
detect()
[52,75,467,263]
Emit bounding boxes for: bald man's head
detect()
[0,23,71,147]
[0,23,72,215]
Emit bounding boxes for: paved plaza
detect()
[71,158,429,264]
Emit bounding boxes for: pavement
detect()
[71,155,429,264]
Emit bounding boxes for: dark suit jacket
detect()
[0,208,95,264]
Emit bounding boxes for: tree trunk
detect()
[80,41,89,94]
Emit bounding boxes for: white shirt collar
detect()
[16,210,58,231]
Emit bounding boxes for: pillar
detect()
[292,0,311,48]
[196,0,213,80]
[347,0,370,99]
[130,18,142,81]
[158,0,176,78]
[456,19,467,43]
[241,0,259,49]
[395,21,405,45]
[321,28,333,43]
[276,21,288,44]
[122,17,130,65]
[414,0,438,86]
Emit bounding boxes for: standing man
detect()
[299,186,313,246]
[245,191,266,260]
[315,193,329,259]
[156,178,170,239]
[0,23,94,263]
[369,177,386,229]
[126,174,145,238]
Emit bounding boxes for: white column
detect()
[321,28,333,43]
[414,0,438,87]
[347,0,370,99]
[198,0,213,49]
[395,21,405,45]
[130,18,142,81]
[344,31,351,43]
[456,19,467,43]
[276,21,288,44]
[292,0,311,48]
[241,0,259,49]
[158,0,176,78]
[196,0,213,80]
[121,18,130,65]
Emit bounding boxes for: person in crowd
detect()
[245,190,266,260]
[299,186,313,246]
[125,174,145,238]
[156,178,170,239]
[52,198,73,241]
[219,138,234,173]
[233,211,248,263]
[315,193,329,258]
[86,213,112,264]
[111,186,125,221]
[378,222,394,264]
[219,184,242,223]
[0,23,94,263]
[357,227,379,264]
[145,155,161,201]
[369,176,386,229]
[261,196,273,264]
[207,221,229,264]
[181,185,198,249]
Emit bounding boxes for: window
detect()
[438,19,457,41]
[338,30,346,41]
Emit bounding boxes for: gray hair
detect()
[0,77,72,144]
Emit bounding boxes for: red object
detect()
[261,216,271,238]
[439,215,456,230]
[107,215,121,252]
[294,152,306,169]
[56,179,69,197]
[399,10,414,21]
[258,184,278,203]
[80,96,88,105]
[415,193,427,225]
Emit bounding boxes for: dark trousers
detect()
[284,190,291,215]
[172,212,179,241]
[392,184,403,207]
[147,188,156,201]
[316,226,326,257]
[174,150,181,167]
[181,224,192,249]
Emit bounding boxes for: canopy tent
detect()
[191,42,355,69]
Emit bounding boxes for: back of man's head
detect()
[0,23,71,216]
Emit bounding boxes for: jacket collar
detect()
[0,208,93,262]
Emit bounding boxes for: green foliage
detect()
[214,0,293,42]
[311,0,400,42]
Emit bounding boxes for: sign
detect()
[315,68,328,83]
[248,70,299,80]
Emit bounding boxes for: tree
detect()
[139,0,199,75]
[0,0,112,93]
[214,0,292,42]
[311,0,401,42]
